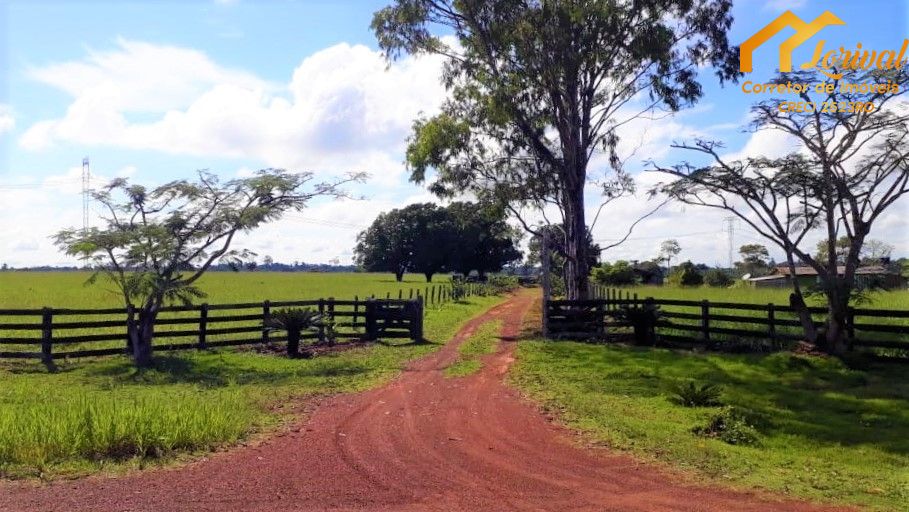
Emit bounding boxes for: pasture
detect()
[0,271,450,309]
[0,271,503,479]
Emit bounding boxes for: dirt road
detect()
[0,291,850,511]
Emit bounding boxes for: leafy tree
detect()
[591,260,635,286]
[668,261,703,287]
[814,236,851,266]
[355,203,455,282]
[735,243,770,277]
[446,202,522,277]
[374,0,739,299]
[653,67,909,354]
[659,239,682,274]
[55,170,361,366]
[703,268,732,287]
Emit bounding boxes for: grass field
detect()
[511,303,909,511]
[444,320,502,378]
[603,285,909,310]
[0,271,450,309]
[0,271,505,479]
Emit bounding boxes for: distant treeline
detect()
[0,262,359,273]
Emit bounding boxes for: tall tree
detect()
[55,170,361,367]
[355,203,455,282]
[659,239,681,274]
[653,68,909,354]
[526,224,601,283]
[446,202,522,277]
[736,243,770,277]
[374,0,739,299]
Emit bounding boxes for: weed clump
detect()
[693,406,759,446]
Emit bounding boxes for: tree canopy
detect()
[354,202,521,282]
[653,67,909,354]
[55,169,362,366]
[373,0,739,299]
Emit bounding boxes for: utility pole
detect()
[724,216,735,269]
[82,157,90,234]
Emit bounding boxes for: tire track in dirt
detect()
[0,290,852,511]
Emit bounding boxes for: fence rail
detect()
[0,296,429,362]
[543,286,909,353]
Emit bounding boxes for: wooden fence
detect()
[545,286,909,353]
[0,297,425,363]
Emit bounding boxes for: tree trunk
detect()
[134,304,158,367]
[287,328,300,357]
[824,277,851,355]
[562,174,590,300]
[785,251,817,345]
[425,272,433,283]
[395,271,404,282]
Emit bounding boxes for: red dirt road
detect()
[0,291,850,512]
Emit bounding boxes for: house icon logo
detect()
[740,10,845,73]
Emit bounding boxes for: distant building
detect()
[747,265,907,290]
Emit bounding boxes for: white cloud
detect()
[762,0,807,12]
[0,104,14,134]
[20,39,448,182]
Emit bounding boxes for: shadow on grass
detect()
[83,352,376,388]
[534,342,909,455]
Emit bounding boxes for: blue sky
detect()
[0,0,907,267]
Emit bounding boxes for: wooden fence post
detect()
[126,303,135,354]
[41,307,53,365]
[847,307,856,351]
[365,299,377,341]
[767,303,776,346]
[199,303,209,349]
[318,298,326,343]
[701,300,711,346]
[262,300,271,345]
[411,296,424,341]
[398,289,403,299]
[353,295,359,327]
[409,288,414,299]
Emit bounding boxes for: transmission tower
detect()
[723,216,735,269]
[82,157,90,234]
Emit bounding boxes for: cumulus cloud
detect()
[20,39,447,183]
[0,104,14,135]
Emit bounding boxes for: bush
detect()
[591,260,636,286]
[667,261,703,286]
[703,268,732,287]
[693,406,760,446]
[486,275,519,294]
[611,302,661,345]
[670,382,723,407]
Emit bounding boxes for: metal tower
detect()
[82,157,90,234]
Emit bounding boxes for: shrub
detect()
[611,302,661,345]
[703,268,732,287]
[670,381,723,407]
[667,261,703,286]
[264,307,321,357]
[591,261,636,286]
[693,406,760,446]
[486,275,519,294]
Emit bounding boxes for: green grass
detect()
[444,320,502,378]
[510,340,909,511]
[0,271,450,308]
[0,288,506,479]
[606,284,909,309]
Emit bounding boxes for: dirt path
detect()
[0,291,850,512]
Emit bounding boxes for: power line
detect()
[594,229,717,243]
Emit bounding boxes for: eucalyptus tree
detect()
[373,0,740,299]
[653,68,909,354]
[55,169,363,366]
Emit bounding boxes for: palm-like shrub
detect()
[264,308,321,358]
[670,381,723,407]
